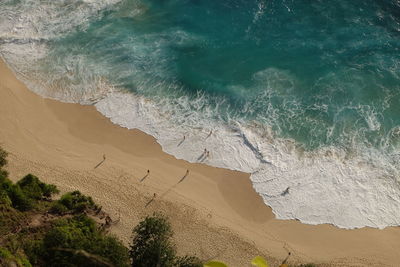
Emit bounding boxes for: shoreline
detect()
[1,58,399,266]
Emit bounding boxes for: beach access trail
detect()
[0,59,399,267]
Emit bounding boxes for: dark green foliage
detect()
[130,214,201,267]
[51,191,97,214]
[131,236,175,267]
[17,174,59,199]
[1,174,58,211]
[174,255,202,267]
[0,150,30,234]
[0,150,58,211]
[0,174,30,210]
[130,214,175,267]
[0,246,12,259]
[43,215,97,249]
[0,147,8,169]
[23,240,44,266]
[49,201,68,214]
[0,153,58,212]
[0,190,12,206]
[0,148,8,182]
[38,215,129,267]
[5,182,34,211]
[0,148,129,267]
[0,246,32,267]
[132,214,173,246]
[0,169,9,179]
[0,204,28,236]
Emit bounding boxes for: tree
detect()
[174,255,202,267]
[38,215,129,267]
[17,174,59,200]
[130,214,201,267]
[51,191,97,214]
[130,214,176,267]
[0,147,8,169]
[5,182,34,211]
[0,148,9,182]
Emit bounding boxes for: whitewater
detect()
[1,0,400,229]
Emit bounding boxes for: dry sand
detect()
[0,58,399,267]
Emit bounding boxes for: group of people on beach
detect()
[203,148,210,157]
[98,129,213,206]
[183,130,213,160]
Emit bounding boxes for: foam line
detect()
[1,0,400,229]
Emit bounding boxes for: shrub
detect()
[17,174,59,200]
[44,215,97,249]
[40,215,129,267]
[0,174,59,211]
[23,240,45,266]
[0,148,9,188]
[0,147,8,169]
[0,247,32,267]
[54,191,97,213]
[0,246,12,259]
[130,213,175,267]
[94,235,131,267]
[0,203,28,236]
[174,255,202,267]
[0,169,9,179]
[7,184,34,211]
[0,190,12,206]
[49,202,69,215]
[130,214,201,267]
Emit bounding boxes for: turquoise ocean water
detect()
[1,0,400,228]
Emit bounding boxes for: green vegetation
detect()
[33,215,129,267]
[130,214,201,267]
[17,174,59,200]
[0,247,32,267]
[0,147,317,267]
[0,148,8,178]
[0,148,129,267]
[204,257,317,267]
[50,191,97,214]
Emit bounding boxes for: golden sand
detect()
[0,59,399,267]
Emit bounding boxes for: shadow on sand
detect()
[94,159,106,169]
[140,173,149,182]
[145,172,190,207]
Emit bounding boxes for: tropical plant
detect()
[51,190,97,214]
[130,213,201,267]
[35,215,129,267]
[17,174,59,199]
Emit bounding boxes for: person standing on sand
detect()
[103,154,106,160]
[147,169,150,174]
[206,130,213,139]
[186,169,189,175]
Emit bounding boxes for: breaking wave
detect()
[1,0,400,229]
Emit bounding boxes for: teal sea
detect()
[1,0,400,228]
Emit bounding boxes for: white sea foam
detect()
[94,90,400,229]
[1,0,400,229]
[0,0,124,102]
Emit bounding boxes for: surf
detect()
[1,0,400,229]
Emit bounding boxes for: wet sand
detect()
[0,58,399,267]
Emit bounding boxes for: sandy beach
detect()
[0,58,399,267]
